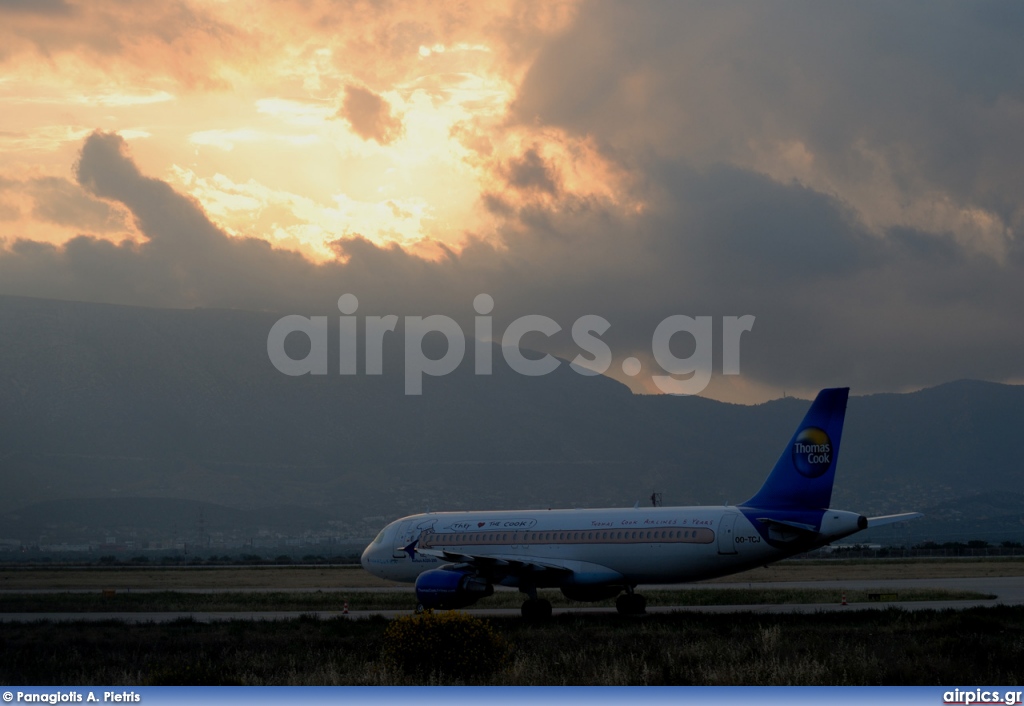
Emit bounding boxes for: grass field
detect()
[0,560,1014,686]
[1,558,1022,591]
[1,606,1022,685]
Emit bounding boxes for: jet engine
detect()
[414,567,494,610]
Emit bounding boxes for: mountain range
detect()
[0,294,1021,545]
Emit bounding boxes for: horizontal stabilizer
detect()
[866,512,923,527]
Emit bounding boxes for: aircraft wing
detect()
[414,546,624,585]
[866,512,923,527]
[416,546,573,573]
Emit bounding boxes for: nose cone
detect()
[360,542,373,572]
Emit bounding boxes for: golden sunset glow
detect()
[0,0,622,262]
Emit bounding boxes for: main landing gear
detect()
[616,587,646,616]
[520,586,552,620]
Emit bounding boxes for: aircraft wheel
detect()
[633,594,647,614]
[521,598,553,620]
[616,593,646,615]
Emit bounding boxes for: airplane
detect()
[360,387,922,618]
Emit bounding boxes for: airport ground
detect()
[3,556,1023,591]
[1,559,1023,685]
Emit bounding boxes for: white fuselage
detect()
[361,505,864,588]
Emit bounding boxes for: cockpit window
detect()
[372,529,387,545]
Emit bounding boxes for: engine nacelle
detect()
[560,585,622,602]
[415,568,494,610]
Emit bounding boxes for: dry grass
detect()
[2,607,1023,685]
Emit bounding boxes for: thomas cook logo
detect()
[792,427,833,478]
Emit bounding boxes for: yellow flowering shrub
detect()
[381,610,507,678]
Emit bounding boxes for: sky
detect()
[2,0,1024,402]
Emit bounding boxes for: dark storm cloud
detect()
[4,129,1024,395]
[513,1,1024,231]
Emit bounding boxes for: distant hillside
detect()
[0,497,337,544]
[858,490,1024,545]
[1,295,1022,543]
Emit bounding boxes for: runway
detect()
[0,576,1020,623]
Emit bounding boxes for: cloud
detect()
[504,148,559,195]
[0,172,132,244]
[338,85,404,145]
[0,0,252,88]
[0,0,72,15]
[27,176,128,231]
[511,2,1024,257]
[4,2,1024,401]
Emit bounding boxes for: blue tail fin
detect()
[741,387,849,511]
